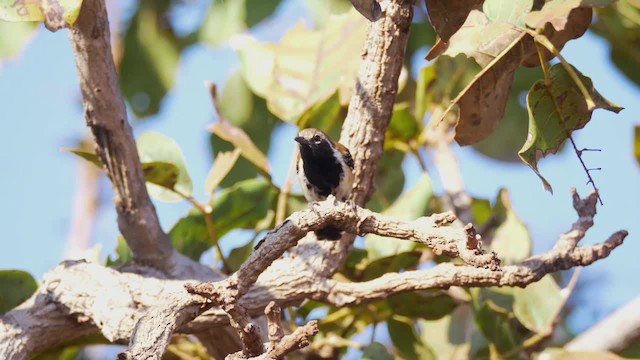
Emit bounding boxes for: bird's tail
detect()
[315,226,343,240]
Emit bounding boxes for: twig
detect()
[225,303,265,357]
[275,149,299,225]
[265,302,285,350]
[535,43,603,205]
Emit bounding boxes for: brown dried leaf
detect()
[424,0,484,42]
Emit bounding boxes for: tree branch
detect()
[69,0,175,270]
[566,295,640,353]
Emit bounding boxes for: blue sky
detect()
[0,0,638,341]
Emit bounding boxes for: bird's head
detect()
[295,128,334,155]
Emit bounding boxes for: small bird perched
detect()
[295,128,354,240]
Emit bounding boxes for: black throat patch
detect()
[299,142,343,198]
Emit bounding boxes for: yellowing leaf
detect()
[141,161,180,190]
[208,120,270,177]
[64,148,103,168]
[490,189,531,265]
[513,275,563,332]
[205,148,242,195]
[237,10,367,122]
[0,0,83,31]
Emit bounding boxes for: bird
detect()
[295,128,354,240]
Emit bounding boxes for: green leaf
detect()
[368,150,406,213]
[205,148,242,195]
[387,316,435,360]
[519,63,623,192]
[387,292,458,320]
[141,161,180,190]
[169,210,211,261]
[361,342,394,360]
[387,102,419,146]
[106,235,132,266]
[489,189,531,265]
[136,131,193,202]
[210,76,278,188]
[236,9,367,122]
[419,305,487,358]
[297,91,343,139]
[360,251,421,281]
[0,270,38,314]
[32,346,81,360]
[200,0,280,47]
[512,274,563,333]
[212,178,278,238]
[120,0,181,117]
[0,21,37,60]
[471,289,522,356]
[591,1,640,87]
[0,0,82,31]
[227,240,255,272]
[63,148,103,168]
[366,175,433,259]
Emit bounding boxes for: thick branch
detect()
[566,296,640,353]
[1,191,624,359]
[69,0,174,269]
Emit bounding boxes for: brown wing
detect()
[334,142,354,169]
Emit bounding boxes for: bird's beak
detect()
[294,136,308,145]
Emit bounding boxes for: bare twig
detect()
[265,302,285,349]
[225,303,265,357]
[69,0,174,269]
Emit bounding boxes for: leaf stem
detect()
[174,189,232,273]
[524,28,596,110]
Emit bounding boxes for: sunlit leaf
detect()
[540,349,624,360]
[0,270,37,314]
[490,189,531,265]
[419,305,487,359]
[386,102,419,147]
[526,0,613,30]
[519,64,623,192]
[388,316,435,360]
[205,148,242,195]
[106,235,132,267]
[120,0,181,117]
[64,148,103,168]
[237,9,367,122]
[513,275,563,332]
[200,0,280,47]
[137,131,193,202]
[0,0,82,31]
[141,161,180,190]
[209,120,271,178]
[366,175,433,259]
[0,21,37,61]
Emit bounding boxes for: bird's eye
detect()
[313,135,322,143]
